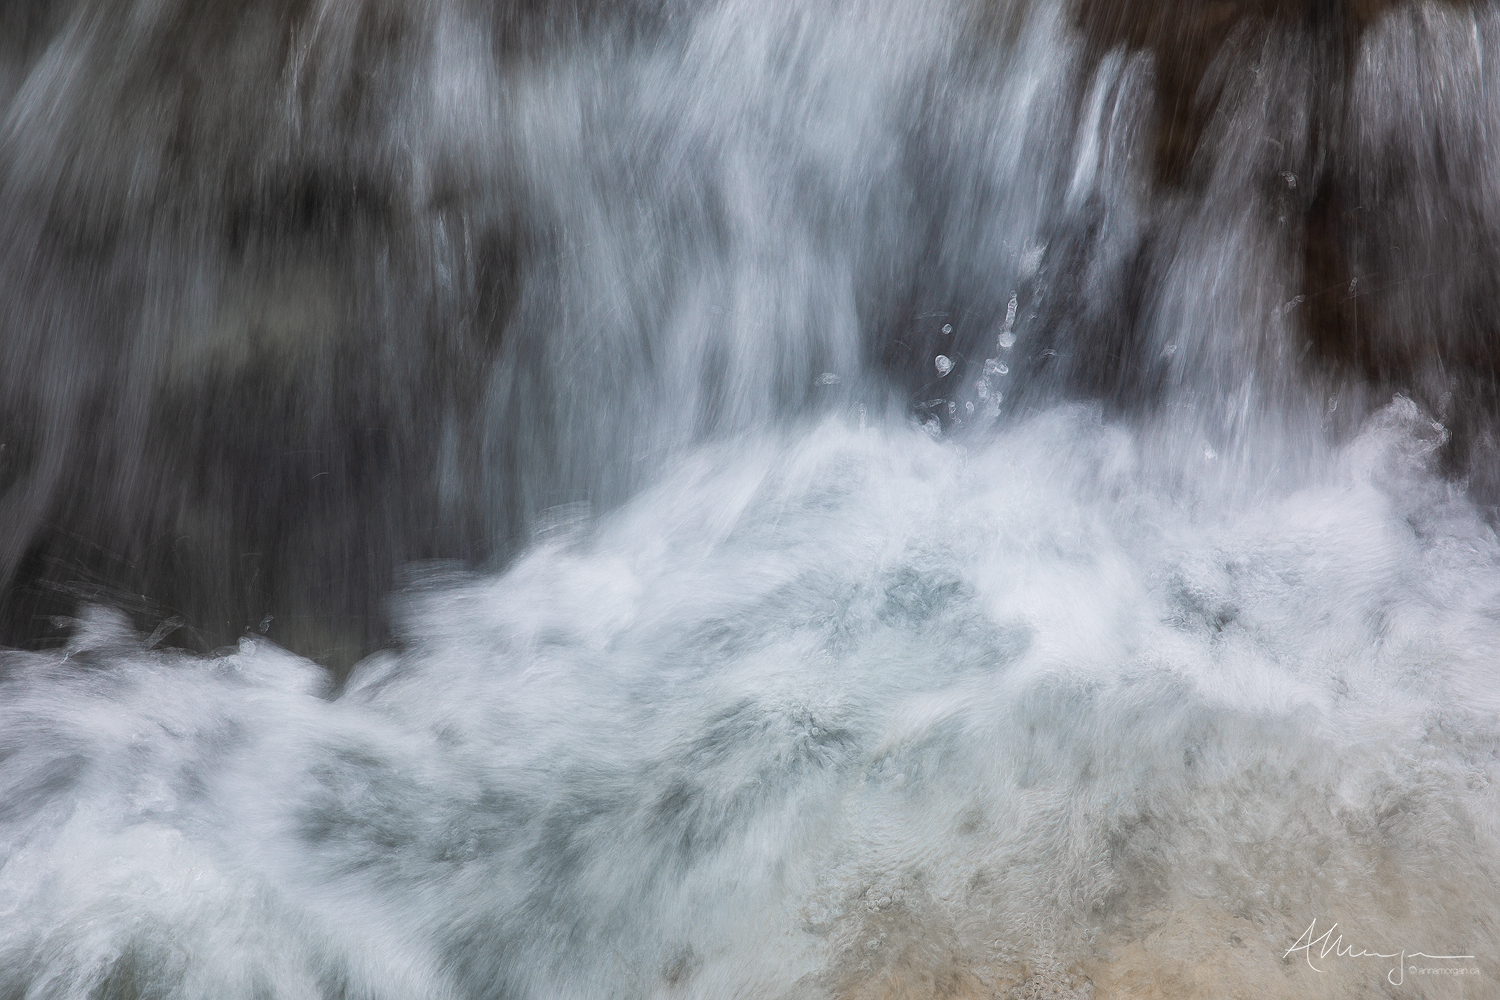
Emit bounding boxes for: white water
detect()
[4,0,1500,997]
[4,404,1499,998]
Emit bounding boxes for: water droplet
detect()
[965,401,974,414]
[1282,171,1297,189]
[976,379,989,399]
[996,363,1009,375]
[942,324,952,334]
[1019,244,1044,278]
[1162,343,1177,357]
[1003,293,1018,331]
[947,400,956,415]
[815,372,841,385]
[934,355,954,375]
[998,332,1016,350]
[1204,446,1217,460]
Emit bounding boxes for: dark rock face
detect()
[1071,0,1500,488]
[0,0,514,667]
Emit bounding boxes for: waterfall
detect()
[1,1,1498,996]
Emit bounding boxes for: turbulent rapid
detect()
[2,0,1500,997]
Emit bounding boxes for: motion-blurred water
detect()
[2,0,1498,996]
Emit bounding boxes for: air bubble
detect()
[998,332,1016,350]
[942,324,952,334]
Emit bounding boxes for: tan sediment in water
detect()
[822,909,1497,1000]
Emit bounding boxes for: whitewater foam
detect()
[2,401,1496,998]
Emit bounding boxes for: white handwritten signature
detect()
[1284,921,1476,986]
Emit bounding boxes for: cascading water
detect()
[2,1,1498,997]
